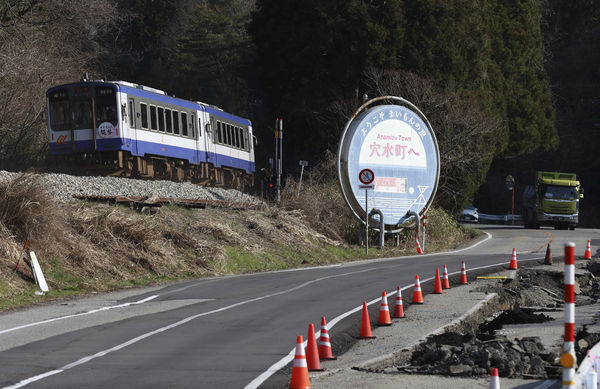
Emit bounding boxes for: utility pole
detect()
[275,118,283,203]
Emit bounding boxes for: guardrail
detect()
[478,213,522,223]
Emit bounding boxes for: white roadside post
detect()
[297,160,308,197]
[561,242,576,388]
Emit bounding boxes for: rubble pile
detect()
[399,333,559,378]
[392,262,600,379]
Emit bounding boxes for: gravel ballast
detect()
[0,171,261,204]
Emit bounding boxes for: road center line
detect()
[3,268,376,389]
[0,295,159,336]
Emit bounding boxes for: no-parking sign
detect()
[359,169,374,185]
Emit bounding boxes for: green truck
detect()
[522,171,583,230]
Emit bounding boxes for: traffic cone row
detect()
[288,257,494,388]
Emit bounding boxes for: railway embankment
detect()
[0,171,477,311]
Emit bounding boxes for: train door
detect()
[203,110,216,164]
[128,98,137,155]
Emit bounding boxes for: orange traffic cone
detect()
[544,244,552,265]
[377,292,392,326]
[393,286,405,318]
[290,335,311,389]
[318,316,336,360]
[412,275,424,304]
[433,268,444,294]
[459,261,468,284]
[416,237,424,254]
[306,323,323,371]
[357,301,376,339]
[442,264,451,289]
[489,367,500,389]
[509,248,518,269]
[585,240,592,259]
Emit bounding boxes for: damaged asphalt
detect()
[308,256,600,389]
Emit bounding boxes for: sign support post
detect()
[275,118,283,203]
[365,189,369,255]
[358,169,375,256]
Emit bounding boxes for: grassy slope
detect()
[0,174,480,311]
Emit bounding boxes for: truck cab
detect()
[523,171,582,230]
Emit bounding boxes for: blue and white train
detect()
[46,77,255,189]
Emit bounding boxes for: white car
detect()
[459,205,479,223]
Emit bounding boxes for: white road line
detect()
[3,268,376,389]
[245,254,545,389]
[0,295,159,336]
[532,380,557,389]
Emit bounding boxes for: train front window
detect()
[72,100,92,129]
[48,88,70,130]
[95,86,117,125]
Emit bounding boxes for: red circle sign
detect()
[359,169,375,185]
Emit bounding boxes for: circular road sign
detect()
[337,96,440,229]
[359,169,375,185]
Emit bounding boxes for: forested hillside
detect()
[0,0,597,222]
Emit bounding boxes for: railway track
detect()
[72,194,265,211]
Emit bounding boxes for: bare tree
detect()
[0,0,121,168]
[326,69,502,212]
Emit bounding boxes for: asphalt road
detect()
[0,225,597,388]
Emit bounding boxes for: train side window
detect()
[158,107,165,132]
[173,111,180,135]
[150,105,157,130]
[165,109,172,133]
[240,128,245,150]
[181,112,187,137]
[225,124,231,145]
[128,99,135,128]
[192,115,197,138]
[140,103,148,129]
[236,127,241,148]
[217,122,222,143]
[229,125,234,146]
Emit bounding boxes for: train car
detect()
[46,77,255,189]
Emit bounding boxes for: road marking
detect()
[532,380,557,389]
[245,254,546,389]
[3,268,376,388]
[0,295,159,336]
[532,231,554,253]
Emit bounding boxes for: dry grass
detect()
[0,171,478,311]
[280,150,357,242]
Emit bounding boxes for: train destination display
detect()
[337,96,440,228]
